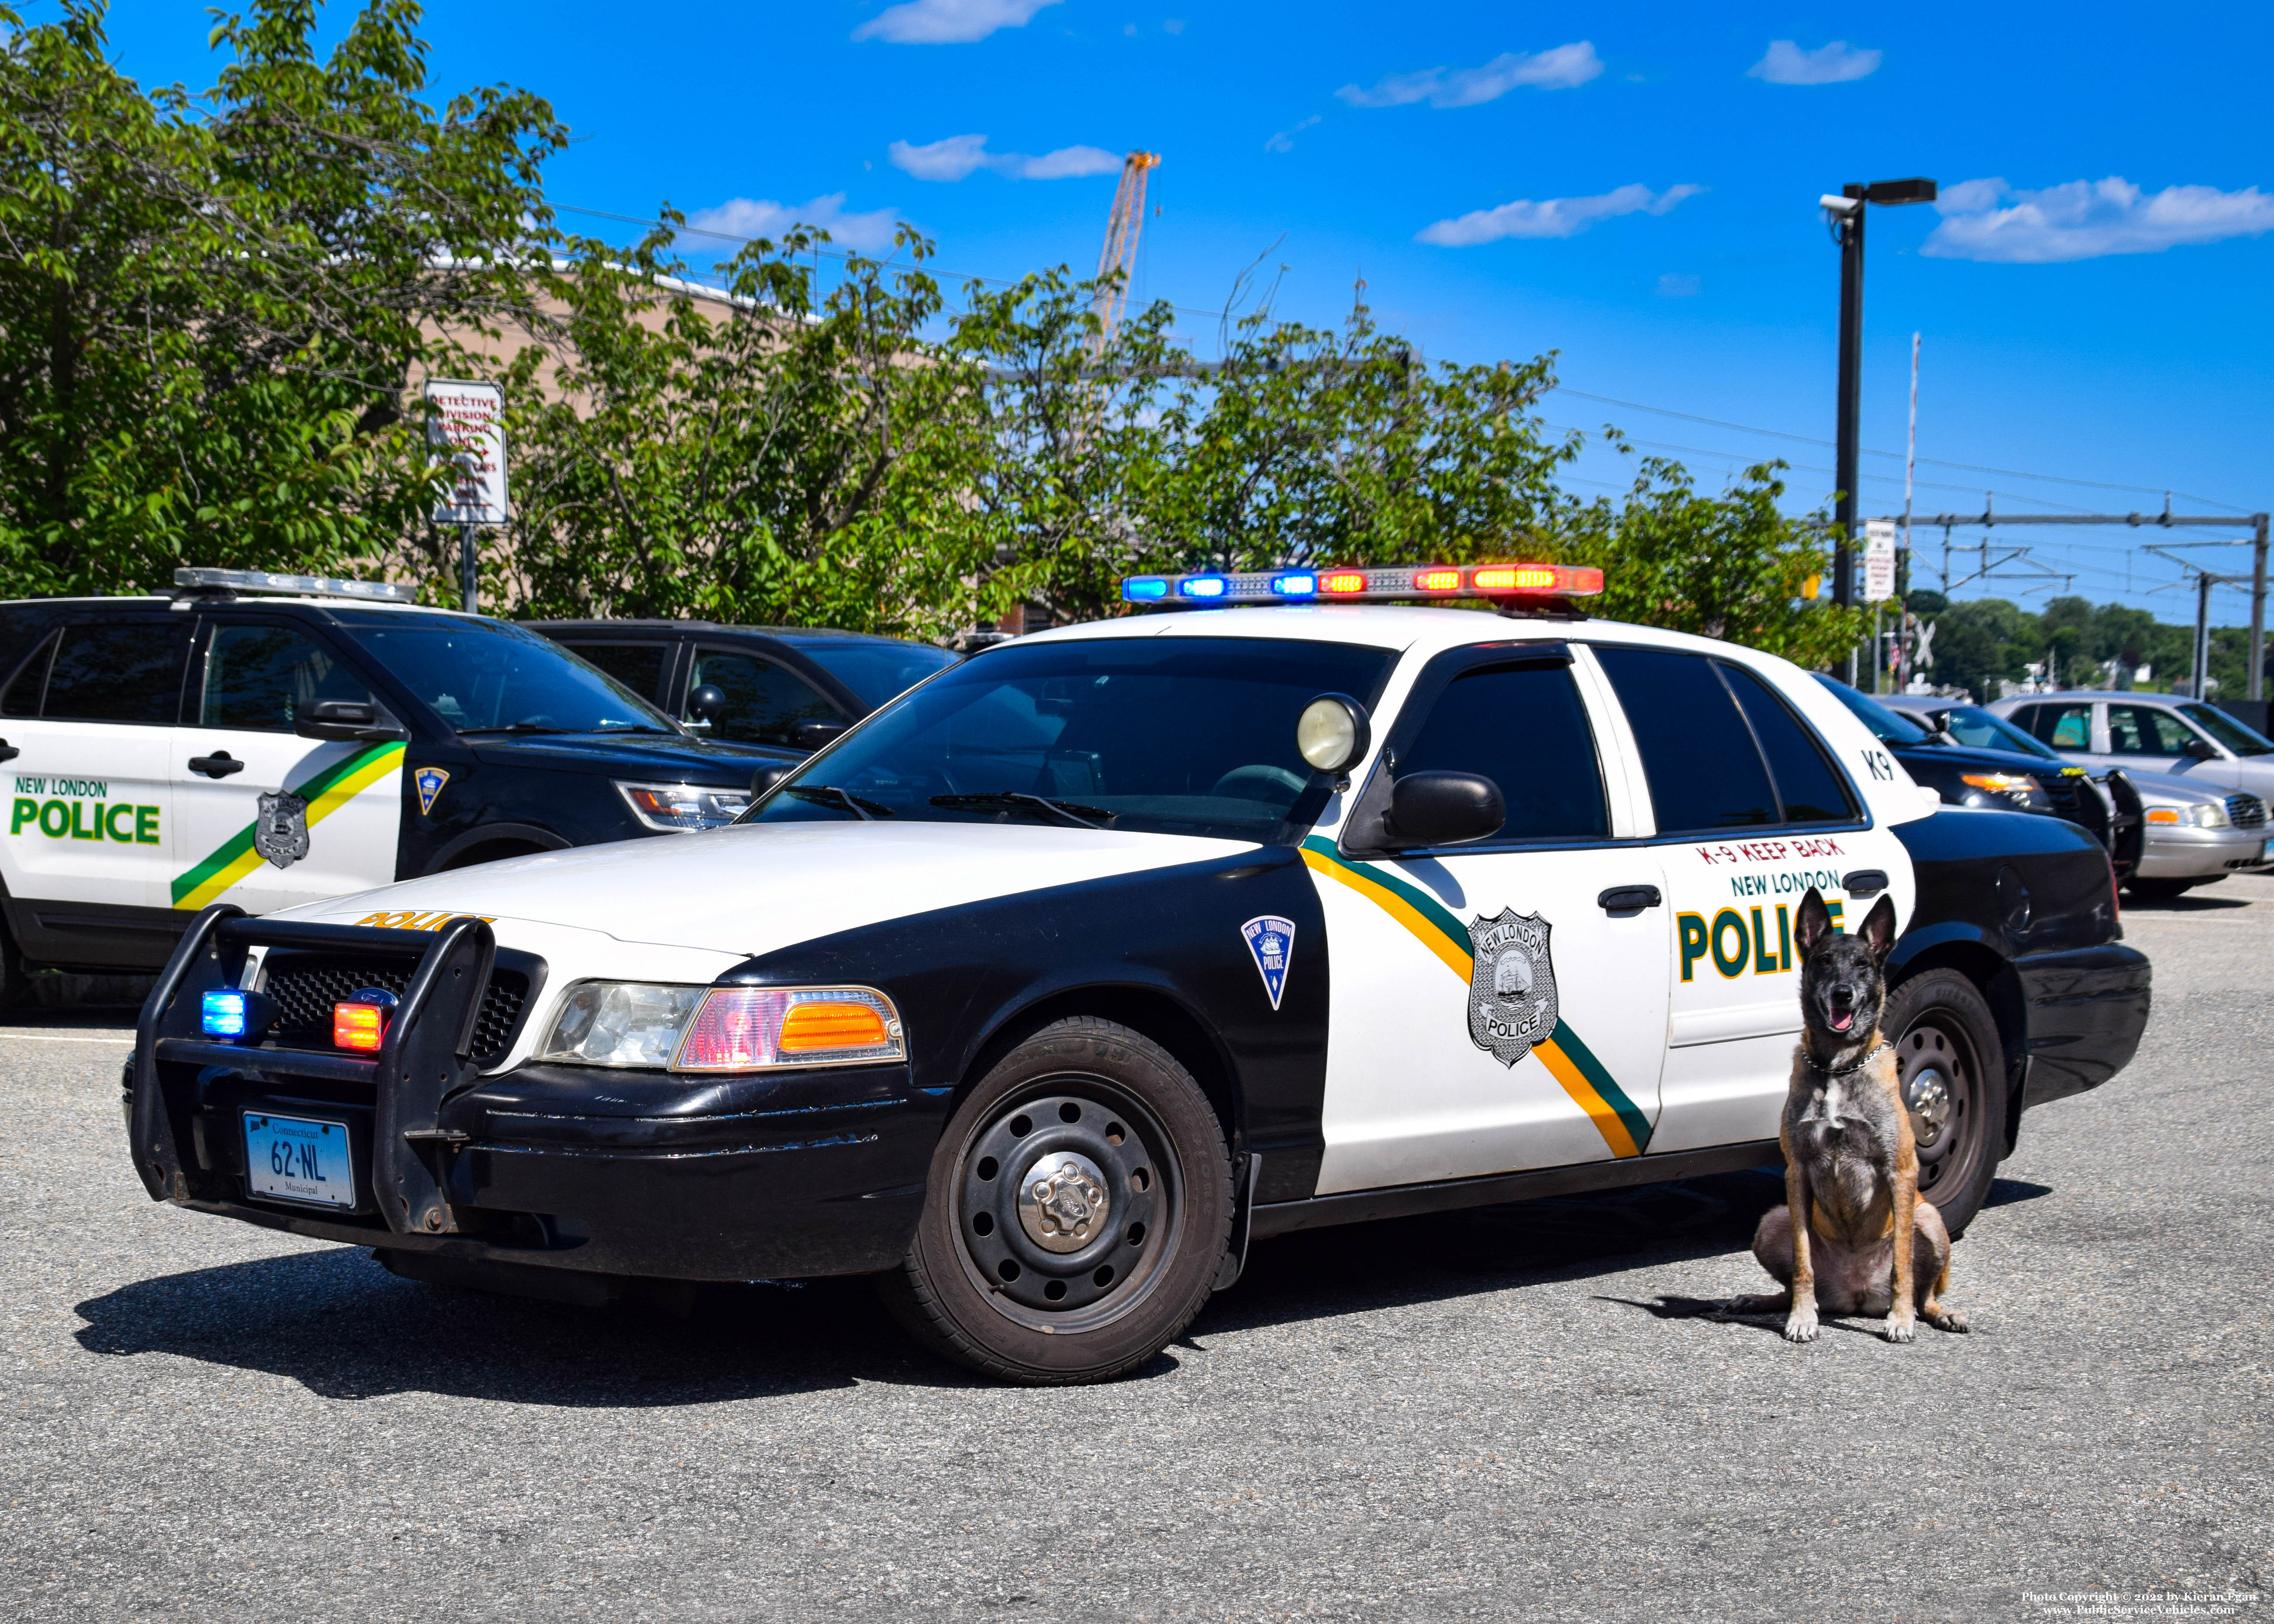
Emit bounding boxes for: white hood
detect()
[284,820,1251,961]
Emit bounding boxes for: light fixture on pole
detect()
[1822,177,1937,679]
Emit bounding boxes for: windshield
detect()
[1811,675,1932,745]
[2179,702,2274,756]
[338,614,682,736]
[785,637,959,710]
[1937,705,2062,760]
[749,635,1398,841]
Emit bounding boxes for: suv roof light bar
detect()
[1119,562,1604,607]
[173,567,419,604]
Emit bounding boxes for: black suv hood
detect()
[1890,738,2070,778]
[465,731,779,783]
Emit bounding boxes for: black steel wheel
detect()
[1882,968,2007,1237]
[879,1016,1232,1384]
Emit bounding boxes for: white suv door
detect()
[1306,642,1669,1193]
[1587,643,1915,1156]
[168,617,406,916]
[0,614,190,912]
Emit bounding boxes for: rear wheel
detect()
[1882,969,2007,1237]
[878,1017,1232,1385]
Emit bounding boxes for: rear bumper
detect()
[2015,941,2151,1108]
[132,909,945,1284]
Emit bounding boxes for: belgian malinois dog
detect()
[1721,886,1969,1343]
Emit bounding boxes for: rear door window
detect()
[38,621,193,725]
[563,641,673,705]
[1397,660,1607,841]
[688,649,843,749]
[2019,703,2094,750]
[2107,704,2192,756]
[1721,664,1857,823]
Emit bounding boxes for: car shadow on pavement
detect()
[74,1177,2057,1398]
[73,1244,987,1403]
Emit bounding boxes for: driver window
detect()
[687,650,841,749]
[1397,662,1608,841]
[2107,704,2187,756]
[2022,704,2094,749]
[202,624,370,733]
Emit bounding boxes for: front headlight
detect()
[616,780,752,832]
[2191,802,2230,828]
[537,981,905,1071]
[1960,772,2043,799]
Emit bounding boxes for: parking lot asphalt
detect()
[3,881,2269,1624]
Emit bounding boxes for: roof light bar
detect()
[173,567,419,604]
[1119,563,1602,607]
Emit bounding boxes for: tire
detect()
[2123,877,2197,903]
[1882,968,2008,1238]
[878,1016,1232,1385]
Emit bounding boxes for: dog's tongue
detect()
[1829,1009,1854,1031]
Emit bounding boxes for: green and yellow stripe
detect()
[171,742,406,911]
[1299,835,1653,1159]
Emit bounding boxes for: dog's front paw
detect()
[1883,1313,1917,1344]
[1782,1312,1819,1344]
[1926,1307,1970,1334]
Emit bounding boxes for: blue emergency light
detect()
[1119,562,1604,607]
[201,989,254,1039]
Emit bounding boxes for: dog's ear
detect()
[1858,893,1898,963]
[1795,886,1833,956]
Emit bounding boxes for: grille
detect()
[261,953,530,1063]
[2040,773,2107,842]
[2227,794,2268,831]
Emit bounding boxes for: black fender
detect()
[714,844,1333,1206]
[421,821,573,875]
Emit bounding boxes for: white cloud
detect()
[852,0,1058,45]
[1922,175,2274,263]
[1417,183,1703,246]
[1746,40,1880,85]
[683,195,901,254]
[888,133,1120,182]
[1338,42,1602,109]
[1264,114,1321,154]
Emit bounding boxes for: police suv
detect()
[127,563,2152,1383]
[0,570,769,993]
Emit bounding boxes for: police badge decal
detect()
[254,791,311,870]
[1466,908,1558,1066]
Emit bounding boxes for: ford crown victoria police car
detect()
[127,564,2151,1383]
[0,570,767,989]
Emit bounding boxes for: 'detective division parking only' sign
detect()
[424,378,508,526]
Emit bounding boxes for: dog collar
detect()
[1810,1040,1892,1081]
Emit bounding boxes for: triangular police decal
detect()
[413,766,450,817]
[1240,915,1296,1010]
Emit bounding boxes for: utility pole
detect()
[1821,178,1937,685]
[2194,573,2214,699]
[2253,512,2269,704]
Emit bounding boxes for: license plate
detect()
[243,1112,356,1209]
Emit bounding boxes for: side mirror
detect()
[1295,694,1371,776]
[686,684,727,727]
[2183,736,2222,761]
[751,764,792,798]
[1385,771,1505,848]
[1924,709,1953,735]
[294,699,405,742]
[793,718,849,752]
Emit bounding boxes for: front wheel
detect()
[1882,969,2008,1237]
[2123,876,2199,903]
[879,1017,1232,1384]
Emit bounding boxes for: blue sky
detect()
[94,0,2274,624]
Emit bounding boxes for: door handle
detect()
[0,738,16,763]
[1597,885,1662,912]
[188,752,245,779]
[1843,869,1890,897]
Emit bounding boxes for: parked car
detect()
[1812,677,2122,846]
[129,562,2147,1384]
[0,571,774,994]
[1887,694,2265,902]
[531,621,957,785]
[1991,690,2274,801]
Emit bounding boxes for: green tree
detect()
[0,0,564,598]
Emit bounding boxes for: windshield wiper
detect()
[457,722,574,737]
[785,784,894,820]
[930,791,1116,829]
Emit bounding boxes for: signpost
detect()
[1863,519,1899,692]
[423,379,507,614]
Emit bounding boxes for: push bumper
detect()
[2014,941,2152,1108]
[130,907,945,1283]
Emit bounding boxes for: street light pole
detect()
[1823,177,1937,683]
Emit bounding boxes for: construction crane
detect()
[1090,151,1160,353]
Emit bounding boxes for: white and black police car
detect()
[128,562,2151,1383]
